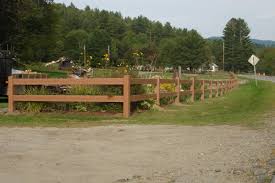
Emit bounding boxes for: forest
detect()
[0,0,274,74]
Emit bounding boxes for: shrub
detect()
[160,83,175,92]
[16,86,49,113]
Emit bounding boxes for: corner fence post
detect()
[200,80,205,101]
[175,77,180,104]
[190,77,195,103]
[209,80,213,98]
[123,75,131,118]
[156,76,160,106]
[8,76,14,113]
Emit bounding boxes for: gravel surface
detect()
[0,125,274,183]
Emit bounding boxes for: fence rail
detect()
[7,75,238,118]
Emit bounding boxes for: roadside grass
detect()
[0,80,274,127]
[130,80,275,127]
[0,113,115,127]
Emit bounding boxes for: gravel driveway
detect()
[0,125,274,183]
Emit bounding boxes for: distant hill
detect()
[208,37,275,47]
[251,39,275,47]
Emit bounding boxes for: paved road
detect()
[240,75,275,83]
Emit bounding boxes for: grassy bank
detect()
[0,80,274,127]
[130,80,275,126]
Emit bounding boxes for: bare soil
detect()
[0,124,274,183]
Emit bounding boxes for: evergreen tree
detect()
[223,18,253,72]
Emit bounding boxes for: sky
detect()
[54,0,275,40]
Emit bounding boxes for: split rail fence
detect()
[7,75,238,118]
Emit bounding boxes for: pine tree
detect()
[223,18,253,72]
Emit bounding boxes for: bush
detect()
[16,86,49,113]
[67,85,123,112]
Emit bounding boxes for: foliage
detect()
[257,48,275,75]
[158,30,208,70]
[207,39,223,69]
[1,1,211,71]
[16,86,49,113]
[223,18,254,72]
[160,83,175,92]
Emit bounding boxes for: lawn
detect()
[0,97,7,109]
[0,80,274,127]
[130,80,275,127]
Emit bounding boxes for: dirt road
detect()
[0,125,274,183]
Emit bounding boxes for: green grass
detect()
[0,103,7,109]
[24,62,69,78]
[38,70,68,78]
[130,80,275,126]
[139,71,231,80]
[0,80,274,127]
[0,113,117,127]
[0,97,7,109]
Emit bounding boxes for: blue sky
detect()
[54,0,275,40]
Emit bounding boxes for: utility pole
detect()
[108,45,110,60]
[223,41,225,71]
[107,45,110,67]
[83,44,86,67]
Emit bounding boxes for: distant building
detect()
[58,57,74,70]
[209,63,219,72]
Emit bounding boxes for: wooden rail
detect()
[7,75,238,118]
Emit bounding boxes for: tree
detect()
[207,39,223,68]
[0,0,21,48]
[158,30,207,70]
[223,18,253,72]
[1,1,214,68]
[257,48,275,75]
[64,29,88,61]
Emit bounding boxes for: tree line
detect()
[1,0,267,73]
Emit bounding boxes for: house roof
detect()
[209,63,218,67]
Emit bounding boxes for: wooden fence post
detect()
[219,81,223,96]
[123,75,131,118]
[209,80,213,98]
[156,76,160,106]
[200,80,205,101]
[190,77,195,103]
[225,80,228,93]
[8,76,14,113]
[175,77,180,104]
[222,81,225,96]
[215,81,219,97]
